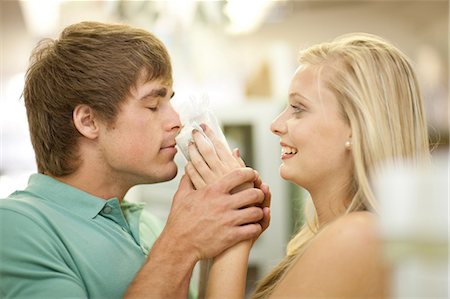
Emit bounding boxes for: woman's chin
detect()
[280,167,305,187]
[279,167,293,181]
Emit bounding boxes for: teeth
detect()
[281,146,298,155]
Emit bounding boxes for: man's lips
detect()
[161,143,176,149]
[160,145,177,157]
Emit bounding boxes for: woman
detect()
[186,33,430,298]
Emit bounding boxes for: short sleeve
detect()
[138,210,164,255]
[139,211,198,299]
[0,208,87,298]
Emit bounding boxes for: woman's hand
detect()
[185,123,245,190]
[184,123,270,235]
[183,124,271,299]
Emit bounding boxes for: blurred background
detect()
[1,0,449,297]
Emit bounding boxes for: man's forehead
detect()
[137,67,172,84]
[131,78,172,97]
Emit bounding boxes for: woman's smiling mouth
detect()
[281,144,298,159]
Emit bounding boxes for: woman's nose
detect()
[270,110,287,136]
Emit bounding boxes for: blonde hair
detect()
[252,33,430,298]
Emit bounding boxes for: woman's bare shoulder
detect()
[322,211,381,245]
[305,211,383,263]
[271,211,389,298]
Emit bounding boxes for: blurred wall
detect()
[1,0,448,294]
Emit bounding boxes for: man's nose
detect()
[166,103,182,133]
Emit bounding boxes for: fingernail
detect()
[200,123,206,131]
[235,148,241,158]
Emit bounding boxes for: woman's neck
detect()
[309,178,353,227]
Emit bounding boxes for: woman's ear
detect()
[345,128,352,150]
[73,104,100,139]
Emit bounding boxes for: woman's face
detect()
[271,66,352,191]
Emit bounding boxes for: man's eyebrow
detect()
[139,88,175,101]
[141,87,168,99]
[151,88,167,97]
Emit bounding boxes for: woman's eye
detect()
[148,107,158,112]
[290,104,304,114]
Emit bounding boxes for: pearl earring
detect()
[345,140,352,150]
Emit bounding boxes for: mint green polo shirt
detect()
[0,174,197,299]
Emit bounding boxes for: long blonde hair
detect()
[252,33,430,298]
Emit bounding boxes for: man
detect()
[0,22,270,298]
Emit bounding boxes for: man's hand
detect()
[163,167,265,261]
[254,175,271,236]
[185,123,271,237]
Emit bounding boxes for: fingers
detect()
[229,187,264,209]
[233,223,263,243]
[191,129,226,173]
[188,140,216,176]
[232,206,264,226]
[260,183,271,209]
[185,162,207,190]
[188,125,244,188]
[174,174,194,199]
[252,173,271,209]
[232,148,246,167]
[214,168,257,194]
[259,207,271,233]
[253,172,262,190]
[200,124,235,166]
[230,181,254,194]
[248,181,271,235]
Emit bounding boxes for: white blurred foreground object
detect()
[174,95,228,161]
[374,153,449,298]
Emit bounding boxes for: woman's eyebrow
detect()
[289,92,311,103]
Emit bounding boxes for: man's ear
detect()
[73,104,100,139]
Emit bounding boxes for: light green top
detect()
[0,173,197,299]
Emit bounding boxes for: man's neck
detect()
[48,170,129,201]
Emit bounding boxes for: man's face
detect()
[97,76,181,187]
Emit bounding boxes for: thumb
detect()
[174,174,194,199]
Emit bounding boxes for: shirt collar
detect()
[26,173,117,219]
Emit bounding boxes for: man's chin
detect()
[151,166,178,184]
[163,168,178,182]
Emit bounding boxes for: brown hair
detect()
[23,21,172,176]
